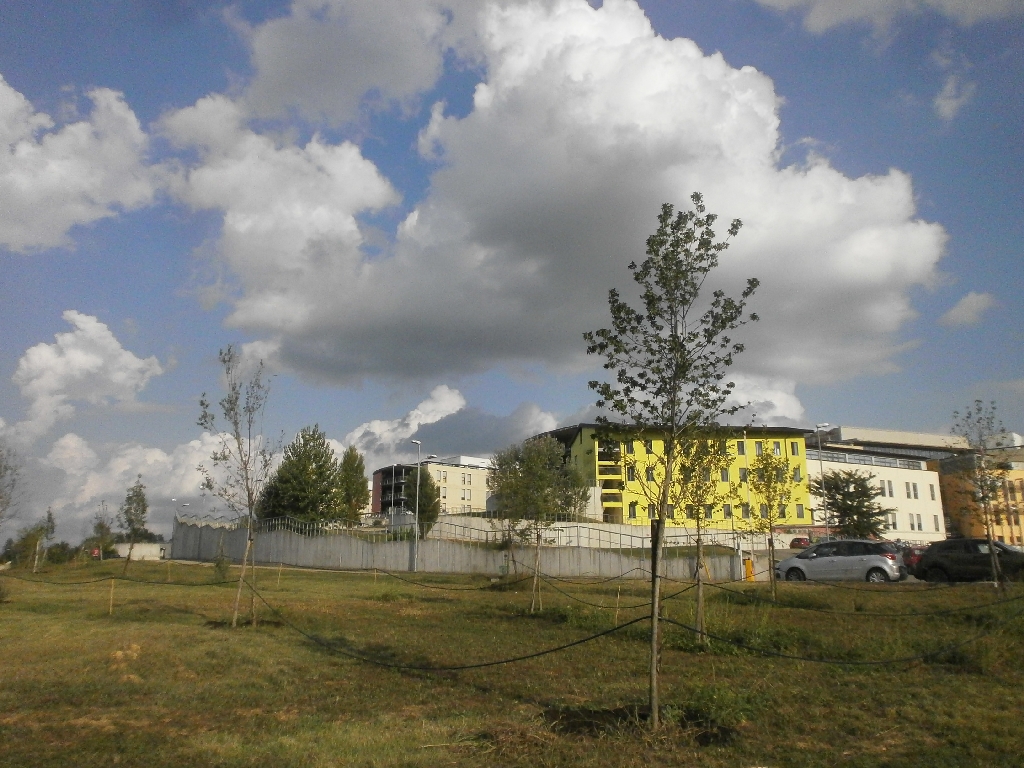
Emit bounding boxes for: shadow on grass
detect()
[542,703,738,745]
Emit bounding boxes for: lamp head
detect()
[815,422,830,430]
[410,439,421,446]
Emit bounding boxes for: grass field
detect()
[2,559,1023,767]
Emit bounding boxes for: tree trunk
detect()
[768,531,778,601]
[984,506,1005,594]
[649,514,665,730]
[530,529,541,613]
[122,535,135,576]
[695,526,706,646]
[232,534,252,628]
[32,537,42,574]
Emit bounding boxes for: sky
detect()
[0,0,1021,542]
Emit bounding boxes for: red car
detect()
[789,537,811,549]
[901,545,929,571]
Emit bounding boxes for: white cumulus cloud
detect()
[3,311,164,444]
[0,75,157,252]
[939,291,996,327]
[172,0,948,420]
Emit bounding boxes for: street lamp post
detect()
[815,423,830,541]
[411,440,422,572]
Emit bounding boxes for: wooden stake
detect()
[108,578,115,616]
[277,561,283,588]
[614,585,621,626]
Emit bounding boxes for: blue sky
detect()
[0,0,1021,540]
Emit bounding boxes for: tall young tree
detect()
[198,345,277,628]
[117,476,148,574]
[0,440,20,536]
[809,469,893,540]
[259,426,345,522]
[488,436,589,610]
[951,400,1011,589]
[338,446,370,525]
[746,437,802,599]
[403,467,442,539]
[584,194,758,728]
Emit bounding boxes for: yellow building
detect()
[938,443,1024,545]
[541,424,810,530]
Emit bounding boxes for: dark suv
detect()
[914,539,1024,582]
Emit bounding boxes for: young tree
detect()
[488,436,589,611]
[198,345,277,628]
[950,400,1011,589]
[403,466,442,539]
[117,476,148,574]
[338,446,370,524]
[809,469,893,540]
[746,438,803,599]
[31,508,57,574]
[584,193,758,728]
[258,426,345,522]
[0,440,20,536]
[91,505,115,560]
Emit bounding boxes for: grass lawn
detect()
[1,560,1023,767]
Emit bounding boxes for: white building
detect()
[806,445,947,543]
[424,455,491,516]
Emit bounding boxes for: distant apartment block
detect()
[371,455,491,518]
[938,435,1024,545]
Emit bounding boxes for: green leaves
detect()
[259,426,351,523]
[809,469,893,539]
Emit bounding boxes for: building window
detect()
[736,441,746,456]
[644,440,653,452]
[930,484,936,501]
[648,503,656,517]
[906,482,912,499]
[878,480,886,497]
[793,466,802,482]
[667,504,675,519]
[646,467,655,482]
[887,480,894,497]
[778,504,786,518]
[704,504,714,519]
[933,515,940,532]
[742,504,751,519]
[775,468,785,482]
[908,513,915,531]
[1009,482,1017,502]
[889,513,897,530]
[773,441,782,456]
[916,514,921,531]
[627,465,636,482]
[723,503,733,519]
[739,468,748,483]
[625,440,634,455]
[436,470,442,482]
[796,503,805,519]
[686,505,695,519]
[442,471,447,482]
[466,474,472,485]
[441,487,447,499]
[912,482,918,500]
[790,442,800,456]
[461,489,466,501]
[759,503,769,519]
[702,468,711,482]
[755,441,763,456]
[628,502,637,519]
[720,468,730,482]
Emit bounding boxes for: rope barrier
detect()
[0,571,235,587]
[660,604,1024,666]
[248,584,648,671]
[703,580,1024,618]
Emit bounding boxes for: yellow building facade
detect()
[542,424,811,530]
[938,447,1024,545]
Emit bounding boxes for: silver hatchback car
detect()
[776,539,905,583]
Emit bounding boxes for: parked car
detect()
[789,537,811,549]
[776,539,905,583]
[900,545,929,573]
[913,538,1024,582]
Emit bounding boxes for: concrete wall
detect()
[114,543,166,561]
[171,521,745,581]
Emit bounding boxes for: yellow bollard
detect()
[744,558,755,582]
